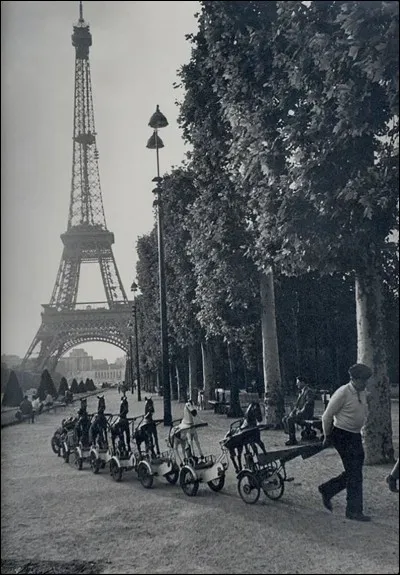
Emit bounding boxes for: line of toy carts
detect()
[53,414,322,505]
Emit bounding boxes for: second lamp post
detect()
[146,105,172,427]
[130,281,142,402]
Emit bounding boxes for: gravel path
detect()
[1,390,398,574]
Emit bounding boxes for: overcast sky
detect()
[1,0,200,363]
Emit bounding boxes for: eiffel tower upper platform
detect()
[22,2,132,373]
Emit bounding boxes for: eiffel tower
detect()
[22,2,131,373]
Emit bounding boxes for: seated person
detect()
[44,393,54,407]
[282,376,315,446]
[19,395,34,423]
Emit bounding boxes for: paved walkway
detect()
[1,389,399,574]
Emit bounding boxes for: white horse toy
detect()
[169,399,204,465]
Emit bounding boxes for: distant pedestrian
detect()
[199,390,204,411]
[318,363,372,522]
[19,395,34,423]
[32,395,43,416]
[386,458,399,493]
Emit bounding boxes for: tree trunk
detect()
[292,293,301,375]
[188,344,198,404]
[260,268,284,428]
[355,261,394,465]
[176,349,188,403]
[201,340,214,409]
[227,342,243,418]
[170,364,178,401]
[156,369,162,396]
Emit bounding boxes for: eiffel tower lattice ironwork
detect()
[22,2,131,373]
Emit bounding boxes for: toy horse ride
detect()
[220,402,325,505]
[236,442,325,505]
[135,397,180,489]
[220,401,268,474]
[108,410,138,482]
[51,415,77,458]
[88,396,113,474]
[169,399,228,497]
[73,406,94,470]
[133,397,161,458]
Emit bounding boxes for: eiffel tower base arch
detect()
[22,305,132,373]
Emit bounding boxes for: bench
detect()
[15,411,35,423]
[208,400,230,415]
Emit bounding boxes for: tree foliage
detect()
[2,371,23,407]
[58,377,69,396]
[70,378,79,394]
[37,369,57,401]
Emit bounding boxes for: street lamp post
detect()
[146,105,172,426]
[129,332,135,395]
[130,281,142,402]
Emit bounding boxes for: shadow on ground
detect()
[1,559,106,574]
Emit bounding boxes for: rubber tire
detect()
[164,463,179,485]
[51,436,60,455]
[263,472,285,501]
[90,453,100,474]
[62,444,70,463]
[180,467,199,497]
[138,462,154,489]
[110,460,123,482]
[237,471,260,504]
[208,475,225,492]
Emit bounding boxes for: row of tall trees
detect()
[132,1,398,463]
[1,370,96,407]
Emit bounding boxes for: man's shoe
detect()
[346,512,371,522]
[285,439,298,446]
[386,475,399,493]
[318,485,333,512]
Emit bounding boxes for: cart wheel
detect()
[164,463,179,485]
[238,471,260,504]
[90,453,100,474]
[74,449,83,471]
[62,445,70,463]
[262,471,284,500]
[180,467,199,497]
[208,475,225,492]
[51,436,60,455]
[138,462,154,489]
[110,460,123,482]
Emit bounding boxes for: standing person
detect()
[318,363,372,522]
[32,395,43,416]
[386,458,399,493]
[282,376,315,446]
[198,389,205,411]
[19,395,34,423]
